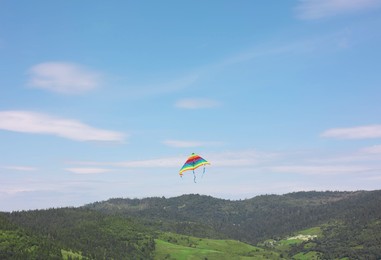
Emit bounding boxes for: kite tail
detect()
[193,169,197,183]
[201,166,206,179]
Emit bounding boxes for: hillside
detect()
[85,190,381,244]
[1,208,155,259]
[1,190,381,259]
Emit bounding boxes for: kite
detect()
[179,153,210,183]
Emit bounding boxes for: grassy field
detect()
[154,227,326,259]
[298,227,322,236]
[154,232,281,260]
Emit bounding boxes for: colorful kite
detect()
[179,153,210,182]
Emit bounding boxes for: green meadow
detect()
[154,232,281,260]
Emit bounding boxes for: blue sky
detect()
[1,0,381,211]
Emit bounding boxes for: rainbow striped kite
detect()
[179,153,210,182]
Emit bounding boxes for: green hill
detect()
[1,190,381,259]
[85,190,381,244]
[1,208,155,259]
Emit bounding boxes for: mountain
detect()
[0,208,155,259]
[85,190,381,244]
[1,190,381,259]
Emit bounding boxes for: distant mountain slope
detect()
[85,190,381,244]
[1,208,155,259]
[2,190,381,259]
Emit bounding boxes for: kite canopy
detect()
[179,153,210,182]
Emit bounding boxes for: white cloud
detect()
[68,155,184,168]
[163,140,222,148]
[110,156,184,168]
[208,150,275,167]
[175,98,220,109]
[27,62,101,94]
[127,74,200,97]
[362,175,381,181]
[66,168,113,174]
[360,144,381,154]
[70,149,276,169]
[163,140,205,148]
[2,166,37,171]
[321,125,381,139]
[268,165,373,175]
[0,110,125,142]
[1,188,39,195]
[295,0,381,20]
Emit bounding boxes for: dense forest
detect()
[86,190,381,244]
[1,190,381,259]
[1,209,155,259]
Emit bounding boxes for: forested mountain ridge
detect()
[1,208,155,259]
[1,190,381,259]
[85,190,381,244]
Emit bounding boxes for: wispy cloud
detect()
[126,74,200,97]
[267,165,374,175]
[66,147,381,179]
[66,155,184,169]
[27,62,101,94]
[66,168,113,174]
[295,0,381,20]
[163,140,222,148]
[175,98,220,109]
[69,149,275,169]
[115,157,183,168]
[208,150,278,167]
[321,125,381,139]
[360,144,381,154]
[163,140,205,148]
[2,166,37,171]
[118,28,355,99]
[0,110,125,142]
